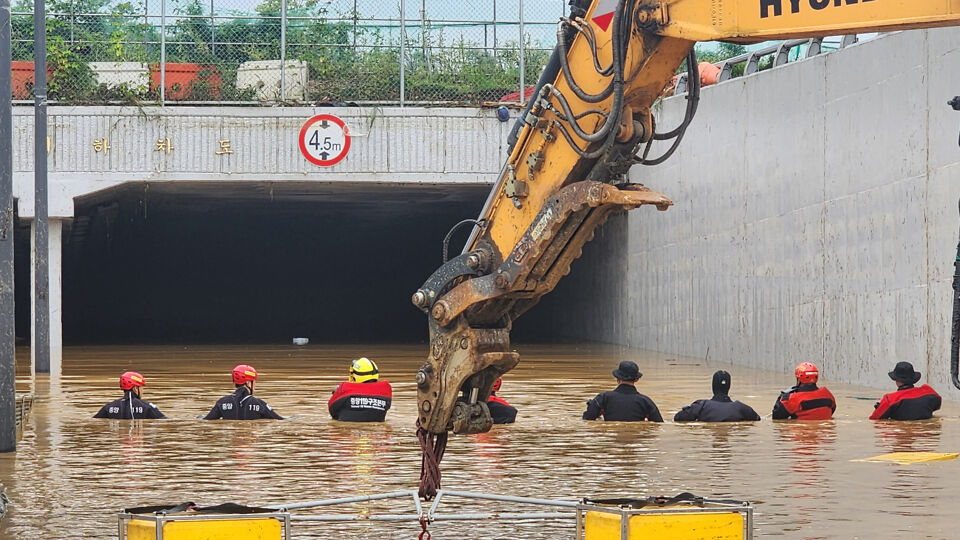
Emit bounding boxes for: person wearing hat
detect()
[328,357,393,422]
[869,362,941,420]
[94,371,167,419]
[772,362,836,420]
[487,378,517,424]
[674,370,760,422]
[582,361,663,422]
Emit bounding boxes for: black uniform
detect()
[674,394,761,422]
[583,384,663,422]
[94,391,166,419]
[488,396,518,424]
[204,386,283,420]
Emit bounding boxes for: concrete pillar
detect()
[31,218,62,376]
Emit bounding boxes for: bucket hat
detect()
[888,361,921,385]
[612,361,642,381]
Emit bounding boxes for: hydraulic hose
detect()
[442,219,484,263]
[637,48,700,166]
[570,19,615,77]
[505,0,591,154]
[507,47,561,154]
[556,20,615,103]
[951,197,960,389]
[549,0,632,158]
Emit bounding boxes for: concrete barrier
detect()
[237,60,308,102]
[89,62,150,91]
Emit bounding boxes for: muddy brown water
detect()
[0,344,958,539]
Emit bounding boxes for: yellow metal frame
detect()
[117,512,291,540]
[577,500,753,540]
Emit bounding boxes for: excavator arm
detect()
[412,0,960,497]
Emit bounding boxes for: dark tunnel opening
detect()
[62,182,486,343]
[49,182,593,345]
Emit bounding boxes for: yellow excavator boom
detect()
[659,0,960,42]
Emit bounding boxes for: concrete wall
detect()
[552,28,960,395]
[12,106,509,217]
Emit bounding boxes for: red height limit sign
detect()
[299,114,351,166]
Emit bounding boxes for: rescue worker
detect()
[204,364,283,420]
[582,361,663,422]
[487,378,517,424]
[772,362,836,420]
[674,370,760,422]
[328,357,392,422]
[870,361,941,421]
[94,371,166,419]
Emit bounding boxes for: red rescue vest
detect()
[327,380,393,410]
[779,386,836,420]
[488,395,512,408]
[869,384,941,420]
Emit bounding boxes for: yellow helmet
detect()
[349,357,379,383]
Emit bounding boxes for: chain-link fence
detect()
[10,0,564,104]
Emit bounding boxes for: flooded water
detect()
[1,344,958,539]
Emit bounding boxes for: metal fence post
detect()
[399,0,405,106]
[280,0,286,101]
[0,0,18,453]
[492,0,497,56]
[33,0,50,375]
[210,0,215,57]
[160,0,166,104]
[144,0,148,55]
[518,0,524,103]
[420,0,426,70]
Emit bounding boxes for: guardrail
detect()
[264,489,578,523]
[675,35,861,94]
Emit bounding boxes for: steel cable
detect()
[417,425,448,500]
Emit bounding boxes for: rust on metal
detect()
[414,180,671,436]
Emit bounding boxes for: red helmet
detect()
[795,362,819,384]
[491,378,502,393]
[120,371,145,390]
[232,364,258,385]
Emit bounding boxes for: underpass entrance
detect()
[63,182,493,344]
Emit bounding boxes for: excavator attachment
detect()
[413,183,671,435]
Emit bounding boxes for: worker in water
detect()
[772,362,836,420]
[204,364,284,420]
[328,357,393,422]
[674,370,760,422]
[870,361,942,421]
[94,371,167,419]
[487,377,517,424]
[582,361,663,422]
